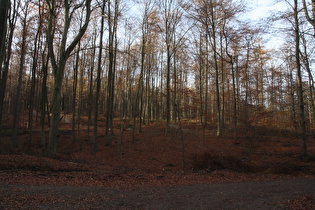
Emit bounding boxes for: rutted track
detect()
[0,179,314,209]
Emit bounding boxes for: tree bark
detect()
[47,0,91,155]
[105,0,119,146]
[12,4,28,148]
[71,44,80,142]
[28,12,42,144]
[302,0,315,36]
[93,1,105,152]
[294,0,307,159]
[0,0,9,69]
[0,0,10,132]
[87,29,96,142]
[40,53,49,153]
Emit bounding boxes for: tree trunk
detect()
[0,0,11,133]
[300,34,315,128]
[93,2,105,152]
[106,0,119,146]
[0,0,8,75]
[166,48,171,133]
[0,0,9,64]
[302,0,315,36]
[71,45,80,142]
[87,30,96,141]
[47,0,91,155]
[40,53,49,152]
[12,6,28,148]
[49,65,65,155]
[294,0,307,159]
[28,17,41,144]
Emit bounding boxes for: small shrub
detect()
[191,152,249,173]
[269,162,306,174]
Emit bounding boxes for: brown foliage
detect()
[0,117,314,189]
[191,153,250,173]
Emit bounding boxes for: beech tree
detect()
[279,0,308,158]
[0,0,13,132]
[293,0,307,159]
[12,0,31,148]
[28,0,46,144]
[47,0,92,155]
[158,0,183,133]
[0,0,10,100]
[191,0,244,136]
[0,0,9,68]
[302,0,315,36]
[93,1,106,151]
[105,0,119,146]
[1,0,314,157]
[132,0,158,137]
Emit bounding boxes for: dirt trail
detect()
[0,179,314,209]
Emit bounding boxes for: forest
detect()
[0,0,315,208]
[1,0,313,154]
[1,0,315,183]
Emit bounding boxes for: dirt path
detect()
[0,179,314,209]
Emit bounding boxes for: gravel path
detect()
[0,179,314,209]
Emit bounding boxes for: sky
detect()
[127,0,290,50]
[244,0,287,21]
[242,0,289,49]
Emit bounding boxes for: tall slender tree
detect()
[302,0,315,36]
[47,0,92,155]
[28,0,45,143]
[293,0,307,159]
[0,0,13,132]
[12,1,30,148]
[93,1,106,152]
[105,0,119,146]
[0,0,9,82]
[159,0,183,133]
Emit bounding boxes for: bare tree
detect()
[105,0,119,146]
[132,0,157,139]
[293,0,308,159]
[0,0,9,85]
[158,0,183,133]
[0,0,14,133]
[12,1,30,148]
[93,1,106,152]
[302,0,315,36]
[47,0,92,155]
[28,0,45,144]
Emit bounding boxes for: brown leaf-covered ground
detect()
[0,118,315,209]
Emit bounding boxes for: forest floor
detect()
[0,117,315,209]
